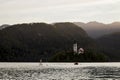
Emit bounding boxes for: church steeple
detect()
[73,42,84,54]
[73,43,77,54]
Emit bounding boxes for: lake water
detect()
[0,62,120,80]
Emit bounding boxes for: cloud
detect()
[0,0,120,24]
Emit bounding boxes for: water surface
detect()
[0,63,120,80]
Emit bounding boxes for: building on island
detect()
[73,43,84,54]
[78,48,84,54]
[73,43,77,53]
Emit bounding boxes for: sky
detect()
[0,0,120,24]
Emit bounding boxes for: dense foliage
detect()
[97,32,120,61]
[49,49,108,62]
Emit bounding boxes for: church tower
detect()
[73,43,77,53]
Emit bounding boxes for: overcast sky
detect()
[0,0,120,24]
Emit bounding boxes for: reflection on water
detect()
[0,63,120,80]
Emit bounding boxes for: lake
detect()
[0,62,120,80]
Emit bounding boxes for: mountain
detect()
[74,21,120,38]
[0,22,100,62]
[0,24,10,30]
[97,32,120,61]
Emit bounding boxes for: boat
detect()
[74,62,78,65]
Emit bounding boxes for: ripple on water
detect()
[0,64,120,80]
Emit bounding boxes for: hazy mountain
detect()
[0,22,99,62]
[97,32,120,61]
[74,21,120,38]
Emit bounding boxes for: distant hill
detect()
[97,32,120,61]
[0,22,100,62]
[74,21,120,38]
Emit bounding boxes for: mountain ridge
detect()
[96,32,120,61]
[74,21,120,38]
[0,22,99,62]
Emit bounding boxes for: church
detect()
[73,43,84,54]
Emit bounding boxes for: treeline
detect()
[50,49,108,62]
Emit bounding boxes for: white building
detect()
[78,48,84,54]
[73,43,77,53]
[73,43,84,54]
